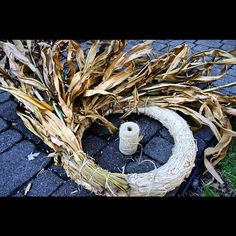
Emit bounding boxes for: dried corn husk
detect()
[1,40,236,196]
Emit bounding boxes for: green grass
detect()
[202,183,218,197]
[202,138,236,197]
[218,138,236,190]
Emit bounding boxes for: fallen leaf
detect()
[27,152,40,161]
[24,182,32,196]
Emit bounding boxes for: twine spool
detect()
[119,122,140,155]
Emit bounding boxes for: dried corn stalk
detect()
[1,40,236,196]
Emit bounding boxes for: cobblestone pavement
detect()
[0,40,236,197]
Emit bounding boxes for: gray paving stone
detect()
[210,67,224,76]
[164,39,195,44]
[230,117,236,131]
[0,92,11,103]
[210,74,236,95]
[99,138,130,172]
[221,40,236,46]
[196,83,209,90]
[135,115,163,144]
[192,44,210,53]
[82,134,106,157]
[13,183,32,197]
[90,112,162,146]
[184,40,196,44]
[194,126,214,144]
[124,40,144,52]
[168,40,185,46]
[152,42,167,52]
[165,186,180,197]
[0,129,22,154]
[49,165,69,180]
[91,114,124,138]
[28,170,64,196]
[0,117,8,132]
[195,40,222,48]
[160,46,169,53]
[144,137,173,164]
[51,180,95,197]
[220,44,236,51]
[125,155,159,174]
[80,41,91,53]
[168,41,195,49]
[154,40,171,44]
[2,40,234,197]
[191,177,200,191]
[184,42,195,48]
[194,135,207,158]
[0,141,52,196]
[226,69,236,77]
[0,100,18,121]
[159,127,174,144]
[13,118,41,144]
[91,113,162,145]
[38,141,51,152]
[176,111,197,128]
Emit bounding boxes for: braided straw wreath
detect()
[73,106,197,196]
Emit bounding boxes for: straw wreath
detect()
[0,40,236,196]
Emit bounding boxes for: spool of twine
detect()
[119,122,140,155]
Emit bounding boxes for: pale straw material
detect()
[121,106,198,196]
[70,106,197,196]
[119,122,140,155]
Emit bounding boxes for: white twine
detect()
[89,166,100,183]
[105,172,116,196]
[79,159,90,174]
[119,122,140,155]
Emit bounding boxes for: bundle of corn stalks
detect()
[1,40,236,196]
